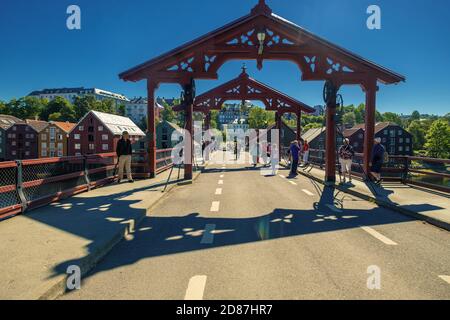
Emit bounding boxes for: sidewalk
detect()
[0,167,199,300]
[298,165,450,231]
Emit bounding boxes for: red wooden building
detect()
[68,111,145,156]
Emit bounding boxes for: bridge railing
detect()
[0,149,175,220]
[299,148,449,193]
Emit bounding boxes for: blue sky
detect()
[0,0,449,115]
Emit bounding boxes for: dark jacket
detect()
[339,144,355,160]
[116,138,132,157]
[371,144,385,163]
[290,144,301,161]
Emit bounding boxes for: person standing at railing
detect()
[302,139,310,165]
[116,131,134,184]
[289,140,301,177]
[338,138,355,184]
[370,137,385,185]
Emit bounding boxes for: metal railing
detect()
[0,149,175,220]
[299,148,449,193]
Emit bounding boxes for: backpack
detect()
[383,146,389,163]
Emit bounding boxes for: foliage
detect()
[248,107,273,129]
[407,120,426,151]
[425,120,450,159]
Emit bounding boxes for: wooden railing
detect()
[0,149,175,220]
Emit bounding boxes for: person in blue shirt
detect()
[370,137,385,184]
[289,140,301,176]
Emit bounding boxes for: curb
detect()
[298,169,450,232]
[41,178,183,300]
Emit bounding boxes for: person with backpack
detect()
[338,138,355,184]
[370,137,386,184]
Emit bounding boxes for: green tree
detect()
[161,104,177,123]
[6,97,47,120]
[425,120,450,159]
[118,104,126,116]
[342,112,356,127]
[0,100,8,114]
[248,107,272,129]
[411,110,421,121]
[73,95,103,119]
[407,120,426,151]
[303,123,323,131]
[41,97,75,121]
[383,112,403,126]
[354,104,365,124]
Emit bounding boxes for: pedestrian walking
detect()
[370,137,386,184]
[289,140,301,176]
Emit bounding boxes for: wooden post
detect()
[296,111,302,142]
[147,80,158,178]
[325,101,337,184]
[363,80,377,178]
[276,111,283,160]
[184,102,193,180]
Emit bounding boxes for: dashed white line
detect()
[201,224,216,244]
[439,275,450,285]
[302,189,315,196]
[360,226,398,246]
[210,201,220,212]
[289,181,297,186]
[215,188,222,195]
[184,275,207,300]
[218,180,224,185]
[220,174,224,178]
[279,175,286,179]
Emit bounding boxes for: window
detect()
[398,146,403,152]
[41,150,47,157]
[74,134,80,140]
[13,126,17,131]
[406,138,410,143]
[89,144,95,150]
[102,134,108,140]
[50,143,55,150]
[25,142,30,147]
[49,151,55,157]
[102,144,109,151]
[384,130,388,135]
[58,150,63,157]
[390,130,395,137]
[75,152,81,156]
[12,141,16,146]
[50,127,56,141]
[399,138,403,143]
[382,138,387,143]
[58,134,63,140]
[42,142,47,149]
[98,126,104,131]
[25,151,30,156]
[79,126,84,131]
[12,151,16,156]
[406,146,410,152]
[41,134,47,140]
[358,134,363,139]
[75,144,81,150]
[88,135,94,142]
[398,130,403,136]
[88,126,94,132]
[57,143,63,150]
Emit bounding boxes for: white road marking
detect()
[210,201,220,212]
[326,204,343,213]
[289,181,297,186]
[218,180,224,185]
[439,275,450,285]
[302,189,315,196]
[220,174,224,178]
[184,275,207,300]
[279,175,286,179]
[201,224,216,244]
[215,188,222,195]
[360,226,398,246]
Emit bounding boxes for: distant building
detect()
[223,119,250,134]
[4,121,44,160]
[352,122,413,156]
[125,97,164,125]
[68,111,145,156]
[267,121,297,148]
[29,87,130,109]
[342,127,365,153]
[218,103,250,129]
[38,121,76,158]
[312,105,325,116]
[301,127,344,151]
[0,115,22,161]
[156,121,182,149]
[25,120,50,158]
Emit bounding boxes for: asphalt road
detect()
[61,152,450,300]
